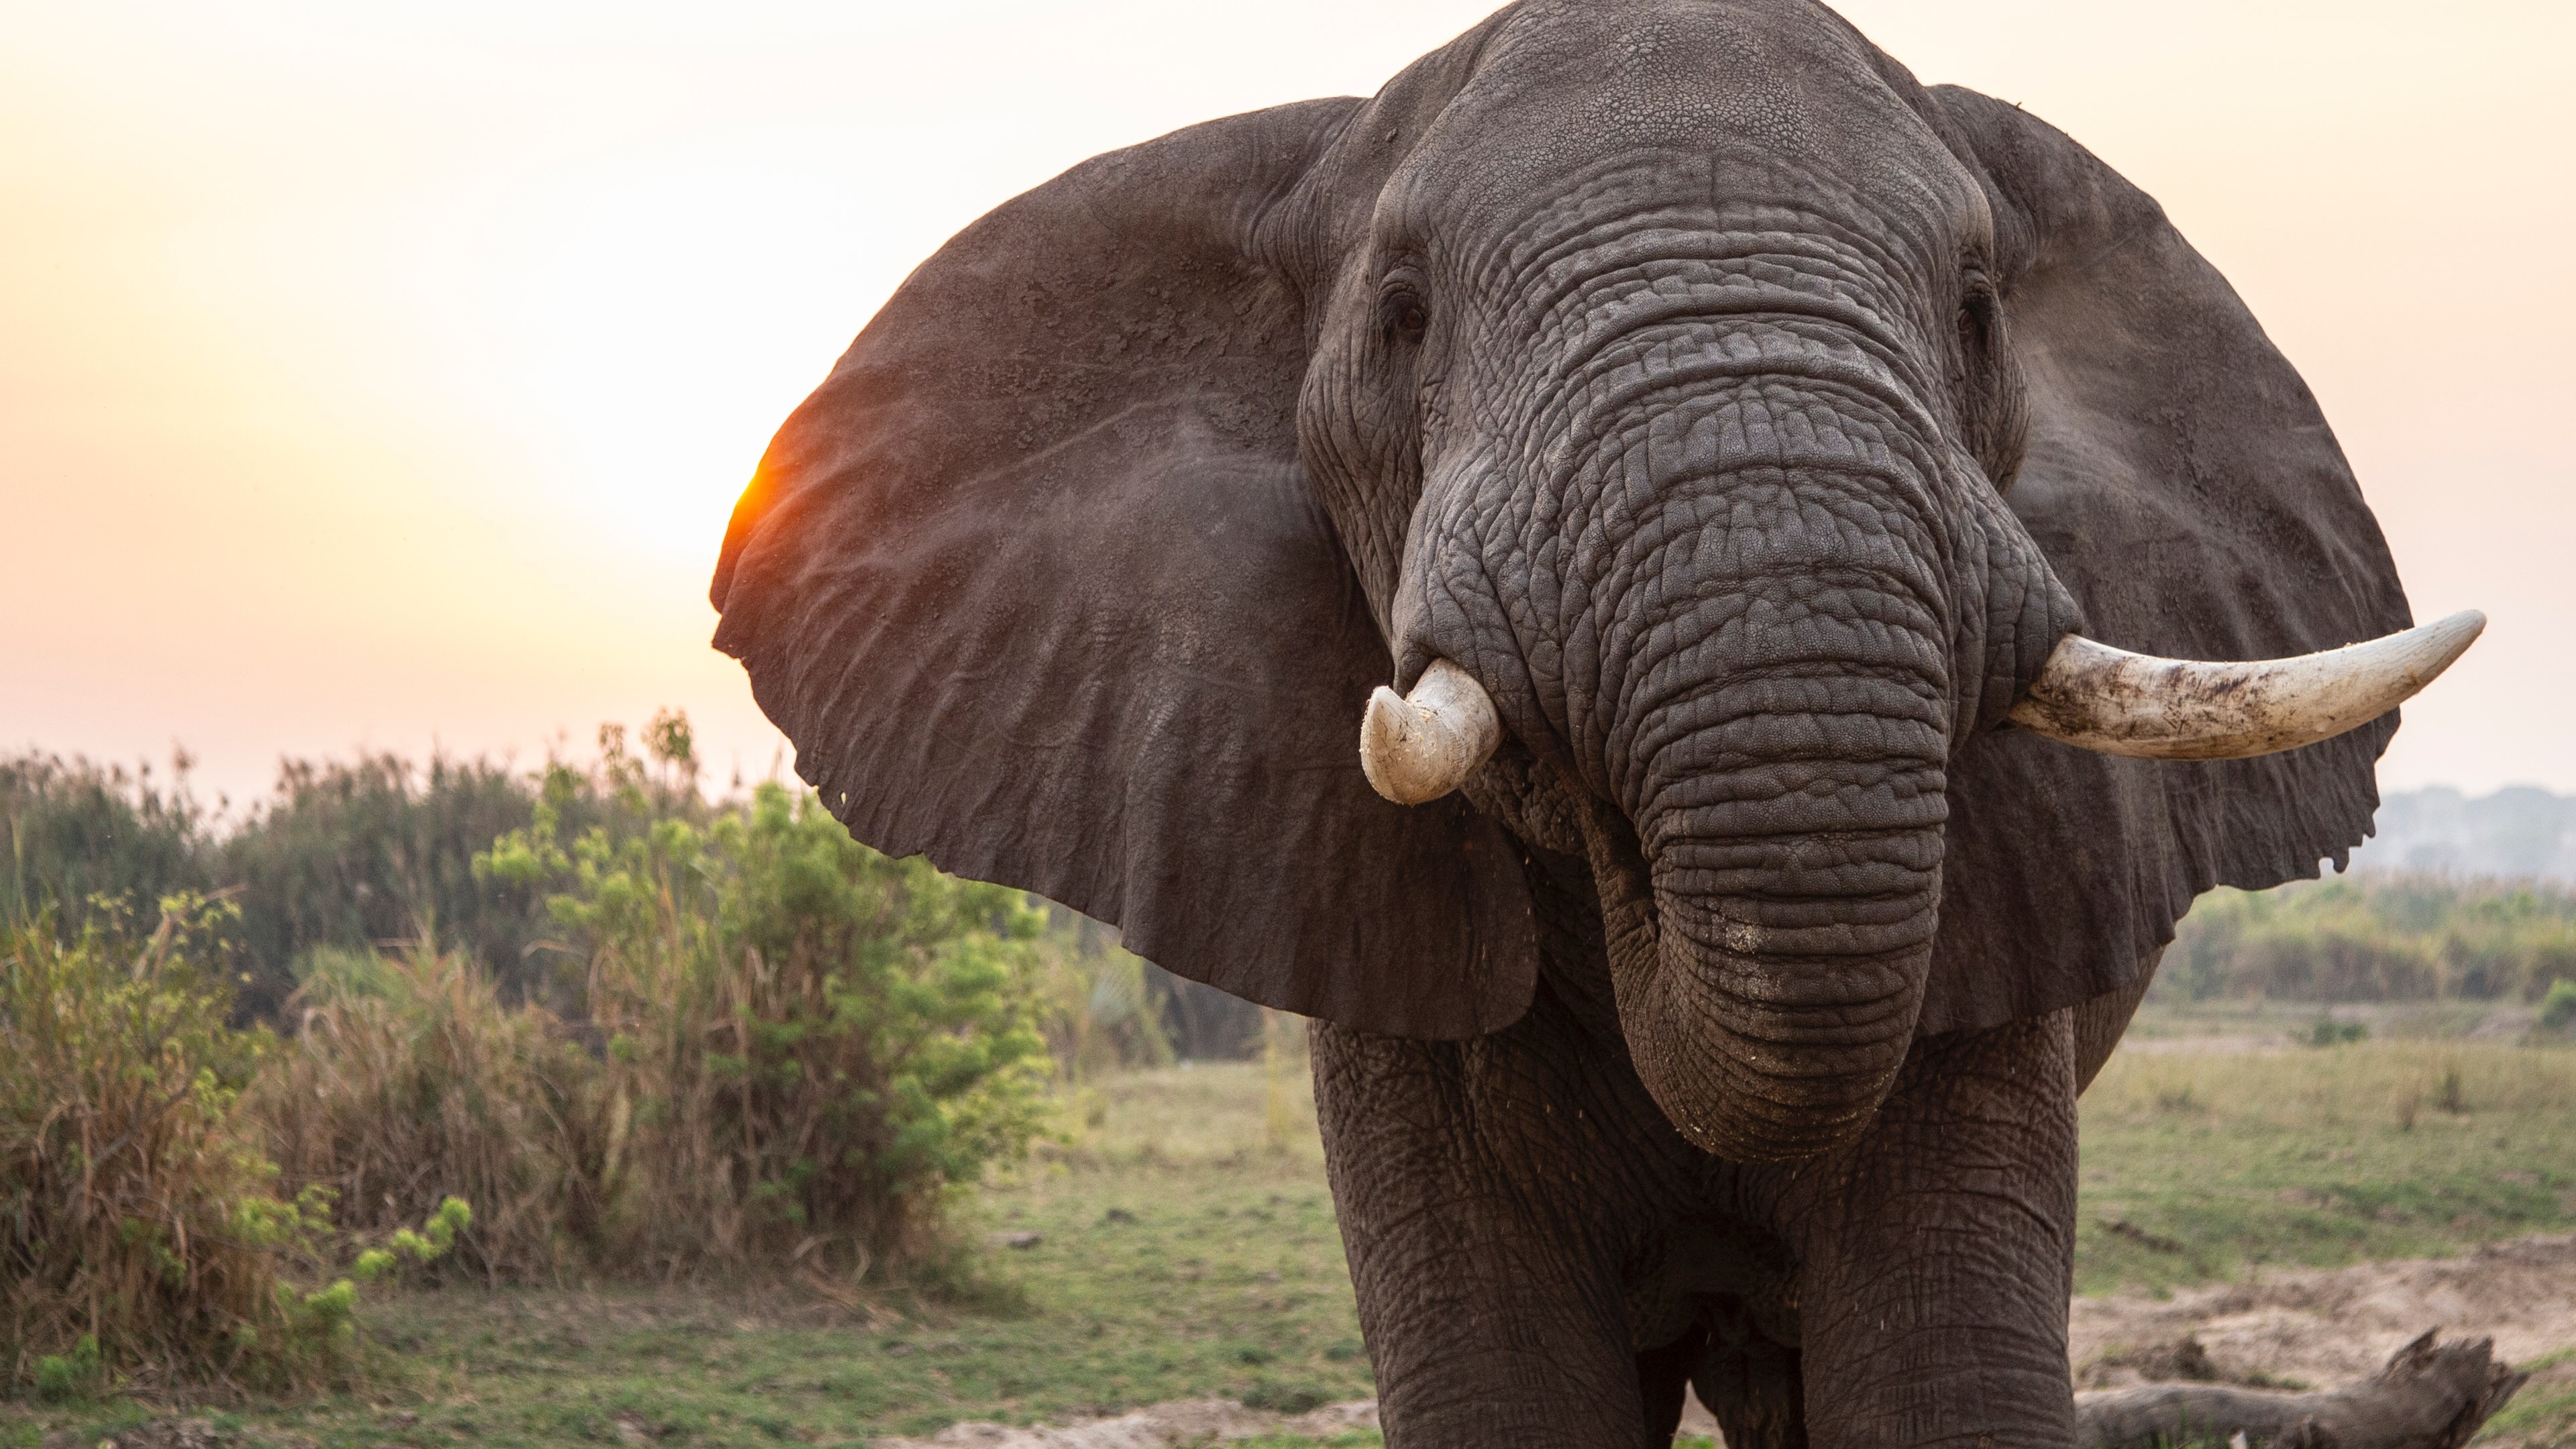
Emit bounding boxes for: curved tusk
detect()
[1360,659,1504,804]
[2008,610,2485,761]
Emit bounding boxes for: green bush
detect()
[2541,979,2576,1033]
[0,900,366,1397]
[478,779,1053,1278]
[5,718,1134,1295]
[218,719,706,1012]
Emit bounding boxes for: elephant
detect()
[706,2,2514,1445]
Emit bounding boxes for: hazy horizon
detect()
[6,1,2571,806]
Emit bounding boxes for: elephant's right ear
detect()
[1916,85,2414,1036]
[710,100,1537,1040]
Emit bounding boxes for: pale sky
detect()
[3,0,2571,808]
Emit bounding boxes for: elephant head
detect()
[709,0,2475,1161]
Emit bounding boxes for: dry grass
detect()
[248,943,606,1285]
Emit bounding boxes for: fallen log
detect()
[2076,1330,2528,1449]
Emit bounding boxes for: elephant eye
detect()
[1956,301,1990,352]
[1381,290,1430,345]
[1956,280,1998,353]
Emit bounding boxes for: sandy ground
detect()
[876,1236,2576,1448]
[2069,1233,2576,1393]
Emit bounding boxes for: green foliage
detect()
[0,718,1077,1295]
[30,1336,99,1404]
[2542,978,2576,1032]
[217,735,706,1015]
[352,1197,470,1285]
[0,900,389,1397]
[479,780,1053,1275]
[2302,1018,2369,1047]
[2165,874,2576,1004]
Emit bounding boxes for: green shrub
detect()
[2542,979,2576,1033]
[478,780,1053,1278]
[2303,1018,2369,1048]
[218,722,706,1013]
[353,1197,472,1285]
[0,900,361,1396]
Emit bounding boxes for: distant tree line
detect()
[0,720,1261,1057]
[2163,874,2576,1004]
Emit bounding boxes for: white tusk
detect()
[1360,659,1504,804]
[2007,610,2485,761]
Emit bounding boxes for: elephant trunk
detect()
[1586,651,1952,1161]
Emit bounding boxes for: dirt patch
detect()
[2072,1234,2576,1393]
[873,1399,1377,1448]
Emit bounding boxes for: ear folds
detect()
[1919,86,2414,1035]
[710,101,1538,1040]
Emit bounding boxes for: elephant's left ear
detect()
[710,99,1537,1040]
[1915,86,2416,1035]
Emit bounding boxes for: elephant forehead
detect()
[1383,0,1979,236]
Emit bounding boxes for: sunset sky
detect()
[5,0,2570,811]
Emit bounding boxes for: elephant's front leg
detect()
[1785,1010,2084,1449]
[1311,1012,1672,1449]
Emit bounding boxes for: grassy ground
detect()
[8,1034,2574,1447]
[2077,1040,2576,1295]
[2486,1348,2576,1449]
[2123,995,2541,1042]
